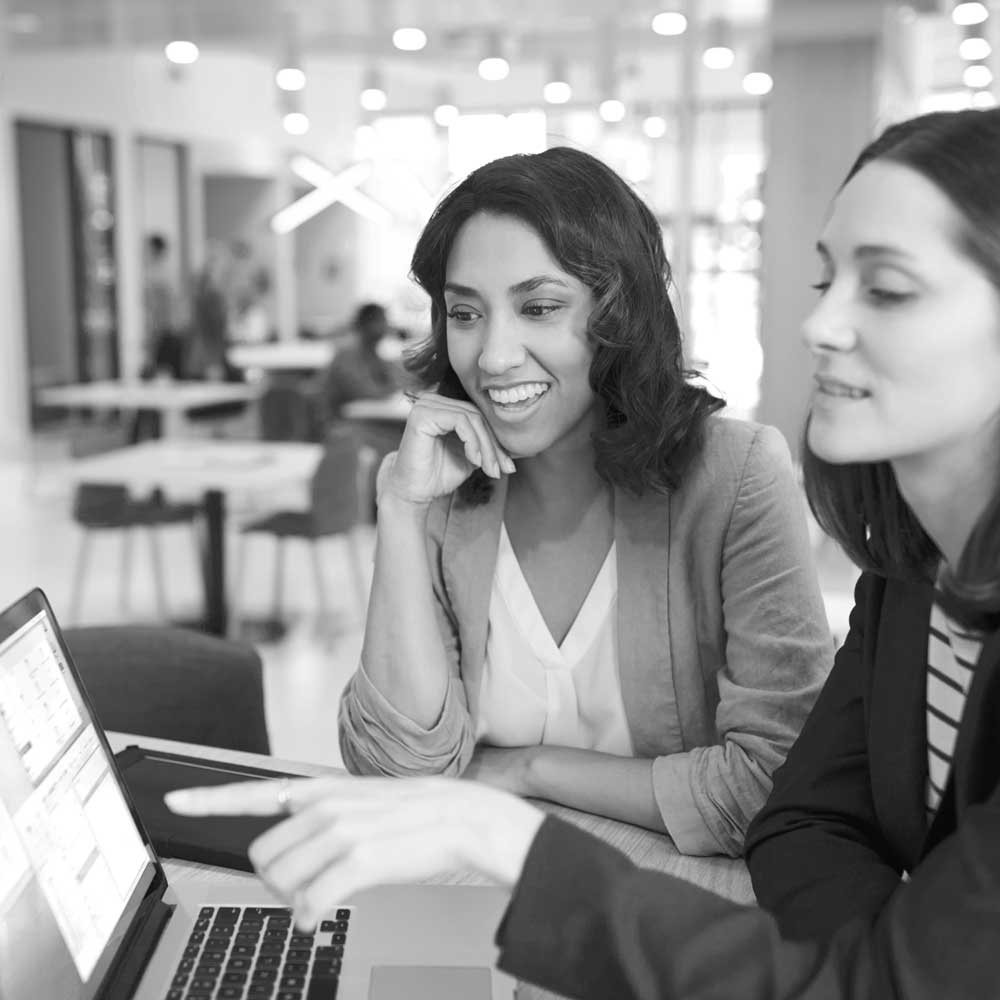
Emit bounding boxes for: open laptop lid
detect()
[0,589,165,1000]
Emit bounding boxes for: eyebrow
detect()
[815,240,919,264]
[444,274,573,298]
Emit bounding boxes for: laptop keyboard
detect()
[166,905,350,1000]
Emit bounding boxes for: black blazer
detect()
[495,572,1000,999]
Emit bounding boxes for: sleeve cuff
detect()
[338,663,472,775]
[652,751,728,856]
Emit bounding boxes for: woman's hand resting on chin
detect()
[165,776,544,931]
[380,391,516,506]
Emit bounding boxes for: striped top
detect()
[925,601,984,820]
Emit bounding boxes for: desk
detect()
[37,380,260,439]
[107,734,755,1000]
[339,392,412,424]
[228,341,335,373]
[70,441,322,635]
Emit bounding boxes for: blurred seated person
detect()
[322,303,405,418]
[321,302,408,515]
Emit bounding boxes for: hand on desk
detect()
[165,776,544,931]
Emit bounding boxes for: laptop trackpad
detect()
[369,965,494,999]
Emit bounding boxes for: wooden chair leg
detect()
[272,537,285,621]
[68,531,93,624]
[120,528,134,618]
[147,527,168,621]
[309,540,329,620]
[230,531,248,638]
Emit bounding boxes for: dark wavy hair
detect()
[803,107,1000,630]
[406,146,722,503]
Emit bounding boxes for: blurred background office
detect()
[0,0,996,765]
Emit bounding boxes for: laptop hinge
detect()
[98,894,175,1000]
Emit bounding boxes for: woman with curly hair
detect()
[336,146,832,856]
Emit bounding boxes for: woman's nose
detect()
[478,318,527,374]
[801,291,858,354]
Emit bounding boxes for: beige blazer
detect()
[339,417,833,856]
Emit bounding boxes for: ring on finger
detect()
[275,777,294,815]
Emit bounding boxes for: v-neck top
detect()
[474,524,634,756]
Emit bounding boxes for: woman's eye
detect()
[446,307,479,323]
[522,302,562,318]
[810,281,831,295]
[866,288,913,306]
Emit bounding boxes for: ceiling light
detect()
[960,36,991,60]
[743,71,773,95]
[972,89,997,107]
[702,18,734,70]
[599,99,626,123]
[543,57,572,104]
[964,63,993,88]
[544,81,572,104]
[360,87,387,111]
[165,40,199,65]
[652,11,687,36]
[478,56,510,81]
[642,115,667,138]
[283,112,310,135]
[703,45,735,70]
[953,2,989,26]
[434,102,459,127]
[276,67,306,91]
[392,27,427,51]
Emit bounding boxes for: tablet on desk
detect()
[114,745,297,871]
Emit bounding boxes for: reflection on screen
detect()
[0,612,152,996]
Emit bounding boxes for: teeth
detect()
[820,381,867,399]
[487,382,549,405]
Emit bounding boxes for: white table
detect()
[227,341,335,373]
[69,441,322,635]
[37,379,260,438]
[339,392,412,423]
[106,734,754,1000]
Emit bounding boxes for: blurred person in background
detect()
[186,242,233,381]
[141,232,185,379]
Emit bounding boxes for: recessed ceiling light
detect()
[651,12,687,36]
[165,40,199,65]
[276,67,306,91]
[283,112,310,135]
[392,27,427,51]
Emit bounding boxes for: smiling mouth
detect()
[485,382,550,408]
[815,377,870,400]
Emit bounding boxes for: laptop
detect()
[0,589,516,1000]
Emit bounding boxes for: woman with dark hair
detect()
[172,107,1000,997]
[335,145,832,856]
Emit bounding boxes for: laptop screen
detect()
[0,593,160,1000]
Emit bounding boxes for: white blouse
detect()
[474,525,634,756]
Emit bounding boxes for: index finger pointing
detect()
[165,777,337,816]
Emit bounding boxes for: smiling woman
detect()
[335,146,834,857]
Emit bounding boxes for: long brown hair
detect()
[803,108,1000,631]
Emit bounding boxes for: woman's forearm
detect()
[360,495,454,728]
[523,747,666,833]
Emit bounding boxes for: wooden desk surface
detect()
[228,341,335,371]
[68,440,322,495]
[107,734,755,999]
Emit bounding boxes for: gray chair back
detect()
[309,427,362,536]
[63,625,270,754]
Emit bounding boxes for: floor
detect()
[0,431,860,772]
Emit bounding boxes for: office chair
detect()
[232,426,368,629]
[63,624,269,754]
[69,483,201,624]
